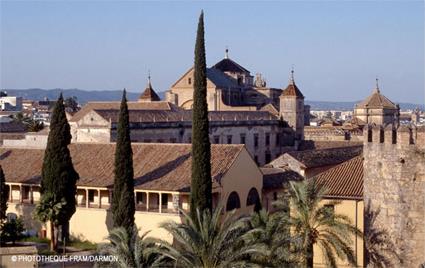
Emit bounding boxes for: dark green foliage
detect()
[153,206,268,267]
[40,93,79,231]
[0,217,24,244]
[64,96,79,112]
[274,180,362,268]
[0,165,8,223]
[12,112,44,132]
[190,11,212,218]
[111,90,135,232]
[97,227,159,268]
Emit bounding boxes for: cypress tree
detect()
[111,89,135,232]
[0,165,9,224]
[190,11,212,218]
[40,93,79,243]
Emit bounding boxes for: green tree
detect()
[0,165,9,224]
[12,112,44,132]
[153,205,267,267]
[245,209,297,267]
[97,227,159,268]
[64,96,79,112]
[190,10,212,218]
[0,217,24,245]
[275,180,362,268]
[111,90,135,232]
[39,93,79,246]
[364,201,399,268]
[34,193,66,250]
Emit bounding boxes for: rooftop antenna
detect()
[225,46,229,59]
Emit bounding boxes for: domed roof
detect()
[212,49,250,74]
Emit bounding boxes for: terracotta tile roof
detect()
[139,82,161,101]
[212,58,250,74]
[93,109,278,124]
[69,101,179,123]
[277,146,363,169]
[259,104,279,116]
[356,88,397,109]
[281,82,304,98]
[299,140,363,151]
[0,143,244,192]
[313,156,363,199]
[261,167,303,190]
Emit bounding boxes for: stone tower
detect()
[280,70,305,140]
[354,79,399,125]
[363,124,425,267]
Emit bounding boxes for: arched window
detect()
[226,192,241,211]
[246,188,261,212]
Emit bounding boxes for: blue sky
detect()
[1,1,424,103]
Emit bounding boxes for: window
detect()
[226,192,241,211]
[265,152,271,164]
[240,134,246,144]
[265,133,270,146]
[275,134,280,146]
[144,139,151,143]
[254,134,259,148]
[213,136,220,144]
[246,188,261,211]
[88,190,95,203]
[273,192,278,201]
[157,139,164,143]
[136,192,145,204]
[170,138,177,143]
[188,78,192,84]
[227,135,232,144]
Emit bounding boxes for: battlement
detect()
[363,124,425,148]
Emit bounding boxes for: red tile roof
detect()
[0,143,244,192]
[313,156,363,199]
[281,83,304,98]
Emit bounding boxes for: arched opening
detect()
[226,191,241,211]
[246,188,261,212]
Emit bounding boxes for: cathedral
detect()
[166,49,309,139]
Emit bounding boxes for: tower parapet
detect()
[363,123,425,267]
[363,124,425,148]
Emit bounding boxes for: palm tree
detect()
[244,209,298,267]
[97,227,159,268]
[364,201,399,268]
[33,193,66,251]
[153,205,268,267]
[274,180,362,268]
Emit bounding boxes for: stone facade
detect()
[70,109,296,166]
[363,125,425,267]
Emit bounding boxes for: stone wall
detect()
[363,125,425,267]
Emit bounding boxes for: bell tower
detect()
[279,68,305,140]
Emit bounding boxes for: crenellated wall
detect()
[363,124,425,267]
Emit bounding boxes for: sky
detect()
[0,1,424,104]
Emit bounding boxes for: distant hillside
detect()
[305,100,424,111]
[3,88,423,111]
[3,88,141,104]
